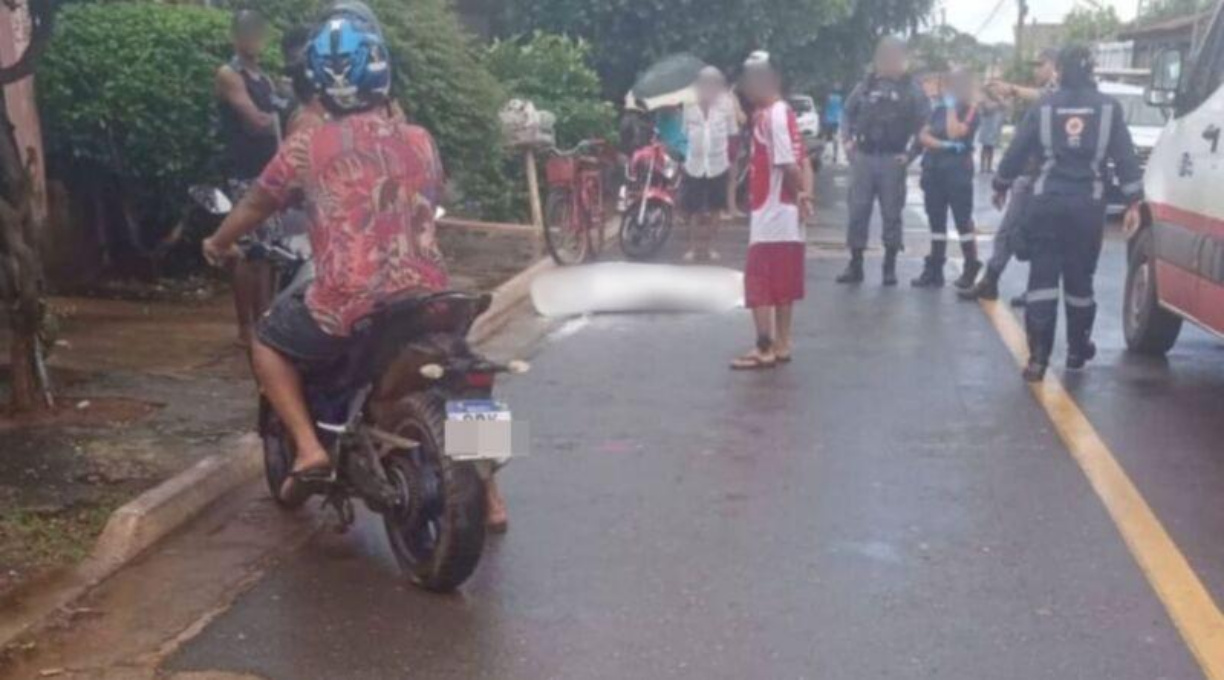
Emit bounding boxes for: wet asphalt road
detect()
[163,168,1224,680]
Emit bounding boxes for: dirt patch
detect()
[0,397,161,433]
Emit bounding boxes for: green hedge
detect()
[38,3,250,225]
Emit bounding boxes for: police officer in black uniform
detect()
[913,69,982,289]
[836,37,929,286]
[993,45,1144,382]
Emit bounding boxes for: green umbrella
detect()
[630,53,707,110]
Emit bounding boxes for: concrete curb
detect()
[0,435,261,652]
[88,434,262,574]
[0,253,551,654]
[469,256,553,346]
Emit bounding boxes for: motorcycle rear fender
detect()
[643,188,674,206]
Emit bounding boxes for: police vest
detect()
[855,75,918,154]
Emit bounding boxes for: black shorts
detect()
[820,124,840,142]
[256,288,353,368]
[680,172,728,214]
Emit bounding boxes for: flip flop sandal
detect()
[730,353,777,371]
[775,353,793,364]
[279,465,334,506]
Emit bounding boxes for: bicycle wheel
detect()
[585,175,606,258]
[544,189,590,266]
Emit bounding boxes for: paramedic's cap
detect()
[744,51,774,72]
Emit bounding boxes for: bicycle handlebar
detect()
[551,139,608,158]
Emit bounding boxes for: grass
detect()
[0,500,119,578]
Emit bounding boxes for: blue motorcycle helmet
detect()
[306,2,391,114]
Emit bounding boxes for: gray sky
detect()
[940,0,1140,44]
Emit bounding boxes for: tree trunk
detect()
[0,86,52,412]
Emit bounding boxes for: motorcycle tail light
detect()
[464,372,496,389]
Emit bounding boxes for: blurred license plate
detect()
[445,400,517,463]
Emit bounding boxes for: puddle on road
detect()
[531,263,744,318]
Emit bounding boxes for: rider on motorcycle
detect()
[202,5,471,509]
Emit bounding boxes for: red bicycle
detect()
[543,139,612,265]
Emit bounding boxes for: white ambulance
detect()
[1127,1,1224,354]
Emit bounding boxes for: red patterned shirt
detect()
[258,111,449,336]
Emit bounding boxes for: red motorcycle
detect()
[618,140,680,260]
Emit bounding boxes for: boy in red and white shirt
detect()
[732,52,813,370]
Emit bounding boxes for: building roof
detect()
[1118,11,1213,41]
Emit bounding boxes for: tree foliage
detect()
[908,25,1012,74]
[500,0,869,97]
[38,3,243,226]
[484,32,616,148]
[1064,1,1122,43]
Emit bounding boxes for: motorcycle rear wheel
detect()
[379,393,487,592]
[619,200,673,261]
[260,399,308,510]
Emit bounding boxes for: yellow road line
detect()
[979,299,1224,679]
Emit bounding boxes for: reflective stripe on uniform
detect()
[929,232,978,242]
[1092,103,1113,201]
[1034,105,1056,196]
[1121,179,1144,197]
[1066,294,1095,308]
[1027,288,1060,303]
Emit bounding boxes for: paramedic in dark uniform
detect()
[912,69,981,289]
[836,37,929,286]
[993,45,1144,382]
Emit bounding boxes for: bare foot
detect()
[486,477,508,533]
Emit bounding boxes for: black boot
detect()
[954,259,982,291]
[836,249,865,284]
[911,257,945,288]
[882,248,899,287]
[958,267,999,301]
[1066,341,1097,370]
[1022,358,1048,383]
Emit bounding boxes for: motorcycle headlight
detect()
[663,157,679,180]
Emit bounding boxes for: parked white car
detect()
[787,95,822,142]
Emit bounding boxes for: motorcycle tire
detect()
[379,393,487,592]
[260,399,308,510]
[619,200,673,261]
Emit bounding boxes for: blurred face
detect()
[875,42,908,79]
[741,68,777,105]
[948,73,975,101]
[921,75,942,99]
[234,25,267,60]
[697,73,724,105]
[1034,59,1057,86]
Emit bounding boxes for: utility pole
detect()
[1014,0,1030,71]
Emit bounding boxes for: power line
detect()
[973,0,1011,38]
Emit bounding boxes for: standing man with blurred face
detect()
[731,52,812,370]
[682,66,738,262]
[836,37,929,286]
[215,9,281,347]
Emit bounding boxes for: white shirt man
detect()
[683,92,738,179]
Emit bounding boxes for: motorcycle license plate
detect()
[444,400,517,463]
